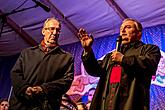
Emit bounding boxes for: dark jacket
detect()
[82,41,161,110]
[9,45,74,110]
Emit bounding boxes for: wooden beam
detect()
[0,10,38,46]
[40,0,79,37]
[106,0,128,20]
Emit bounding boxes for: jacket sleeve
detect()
[121,44,161,76]
[81,50,109,77]
[11,50,30,99]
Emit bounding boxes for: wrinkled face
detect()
[120,20,141,45]
[0,101,9,110]
[42,19,61,45]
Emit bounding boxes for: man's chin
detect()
[122,41,130,45]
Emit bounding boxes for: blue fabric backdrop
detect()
[0,24,165,109]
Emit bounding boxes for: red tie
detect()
[110,65,122,84]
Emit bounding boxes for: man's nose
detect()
[121,27,126,32]
[51,29,57,34]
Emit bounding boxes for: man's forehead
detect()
[1,101,9,105]
[45,20,60,27]
[121,20,135,27]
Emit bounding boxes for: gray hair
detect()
[43,17,61,28]
[122,18,142,32]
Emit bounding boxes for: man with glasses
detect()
[9,17,74,110]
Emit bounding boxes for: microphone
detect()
[116,36,122,51]
[32,0,50,12]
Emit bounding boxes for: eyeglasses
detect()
[44,27,61,32]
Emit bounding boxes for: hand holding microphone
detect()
[116,35,122,51]
[111,36,124,64]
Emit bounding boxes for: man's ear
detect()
[42,28,45,35]
[137,31,142,40]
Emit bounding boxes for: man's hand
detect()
[78,28,93,52]
[32,86,43,94]
[25,86,43,96]
[111,51,124,64]
[25,87,35,96]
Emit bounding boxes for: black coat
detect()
[82,41,161,110]
[9,46,74,110]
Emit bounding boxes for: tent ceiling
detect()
[0,0,165,56]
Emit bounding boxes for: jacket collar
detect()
[121,41,144,53]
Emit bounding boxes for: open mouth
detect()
[122,37,128,41]
[121,34,128,41]
[122,33,127,36]
[122,38,128,41]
